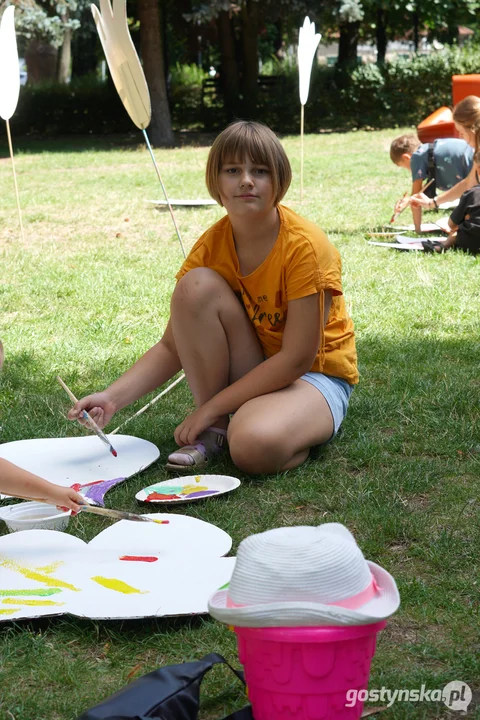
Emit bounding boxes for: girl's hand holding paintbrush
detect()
[58,377,118,457]
[67,389,117,431]
[0,458,84,512]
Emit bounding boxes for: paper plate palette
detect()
[136,474,241,504]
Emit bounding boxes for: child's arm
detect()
[0,458,84,511]
[174,292,332,446]
[68,321,182,428]
[411,164,477,210]
[410,179,424,233]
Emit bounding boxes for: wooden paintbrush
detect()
[390,178,435,224]
[78,504,169,524]
[57,376,118,458]
[8,493,169,525]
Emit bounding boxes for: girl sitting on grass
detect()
[68,121,358,475]
[0,340,83,510]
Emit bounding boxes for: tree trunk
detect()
[413,12,419,52]
[57,24,72,83]
[25,40,58,84]
[138,0,174,147]
[71,23,98,78]
[337,21,360,68]
[376,7,387,64]
[217,8,240,119]
[241,0,259,117]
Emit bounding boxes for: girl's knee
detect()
[171,268,230,311]
[228,424,287,475]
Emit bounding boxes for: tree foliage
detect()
[5,0,85,47]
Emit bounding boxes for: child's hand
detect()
[46,486,85,513]
[394,194,410,214]
[174,404,218,447]
[67,391,116,429]
[410,192,430,209]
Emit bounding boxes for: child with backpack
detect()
[389,134,473,232]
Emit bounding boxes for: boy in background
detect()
[390,135,473,232]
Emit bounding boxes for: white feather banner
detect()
[0,6,20,120]
[91,0,186,258]
[298,16,321,106]
[91,0,151,129]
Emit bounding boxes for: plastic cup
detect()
[234,622,386,720]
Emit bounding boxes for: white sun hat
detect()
[208,523,400,627]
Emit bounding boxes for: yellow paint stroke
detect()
[195,475,201,483]
[0,557,80,592]
[182,484,209,495]
[2,598,65,607]
[36,561,63,574]
[0,608,19,615]
[91,576,147,595]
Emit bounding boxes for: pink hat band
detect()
[227,574,381,611]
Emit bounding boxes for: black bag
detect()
[76,652,253,720]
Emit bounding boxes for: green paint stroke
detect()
[2,598,65,607]
[0,588,63,597]
[145,485,183,495]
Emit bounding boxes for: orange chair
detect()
[417,106,456,144]
[452,74,480,105]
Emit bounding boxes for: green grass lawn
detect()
[0,128,479,720]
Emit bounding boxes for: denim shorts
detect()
[300,372,354,437]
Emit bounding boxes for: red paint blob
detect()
[146,492,179,501]
[112,449,118,457]
[119,555,158,563]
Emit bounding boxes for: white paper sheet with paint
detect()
[0,435,159,503]
[87,513,232,557]
[0,516,235,621]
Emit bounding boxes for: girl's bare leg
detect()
[168,267,264,465]
[228,380,335,475]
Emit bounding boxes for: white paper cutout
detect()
[298,16,321,107]
[0,6,20,120]
[0,516,234,621]
[91,0,151,129]
[297,16,321,202]
[0,435,159,504]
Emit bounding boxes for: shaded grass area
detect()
[0,129,479,719]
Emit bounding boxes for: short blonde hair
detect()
[453,95,480,150]
[390,134,421,163]
[206,121,292,206]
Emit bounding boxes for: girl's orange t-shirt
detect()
[176,204,358,385]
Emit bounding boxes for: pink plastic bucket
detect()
[234,622,386,720]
